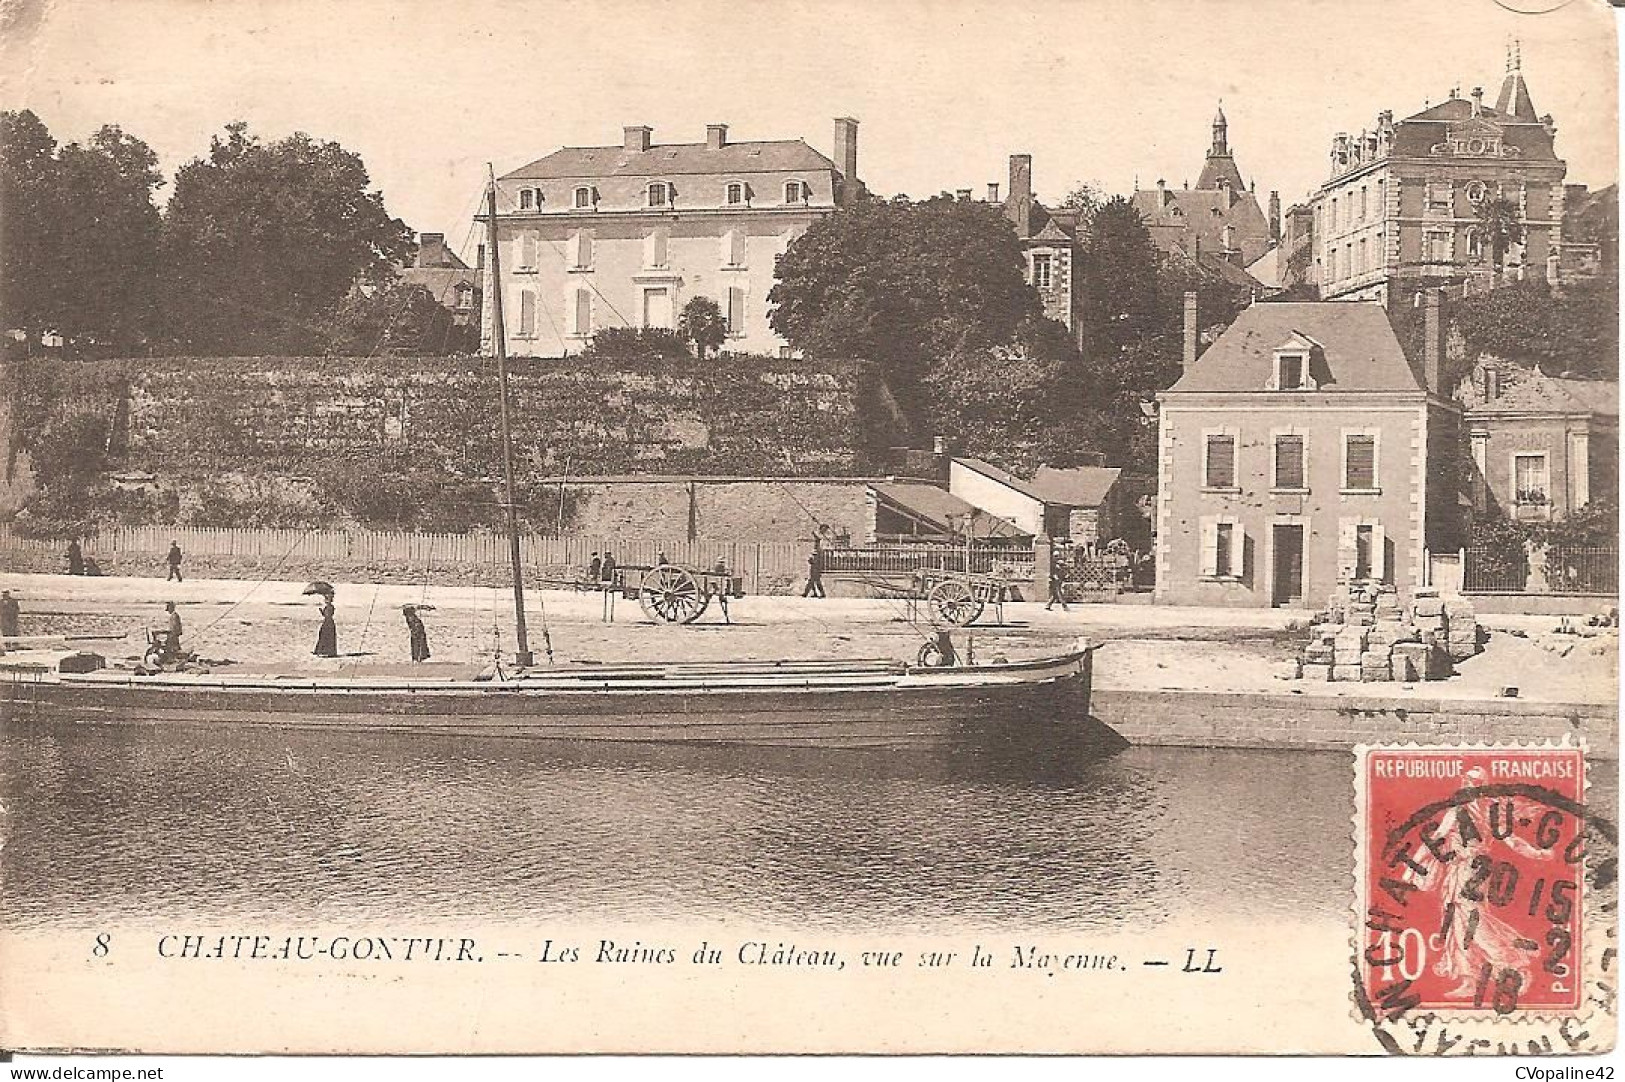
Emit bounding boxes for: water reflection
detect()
[2,721,1400,933]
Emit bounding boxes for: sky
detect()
[1,0,1618,266]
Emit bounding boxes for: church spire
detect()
[1196,100,1246,192]
[1211,102,1228,156]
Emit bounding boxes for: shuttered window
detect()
[518,291,536,337]
[644,229,668,269]
[1274,435,1305,489]
[573,289,591,336]
[1200,516,1243,580]
[722,229,747,267]
[1214,523,1235,577]
[1204,435,1236,489]
[726,287,745,338]
[519,233,537,269]
[1345,434,1376,490]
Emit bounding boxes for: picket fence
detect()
[0,525,811,595]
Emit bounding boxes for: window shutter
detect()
[652,229,667,267]
[727,286,745,337]
[567,231,581,269]
[574,289,591,335]
[1228,520,1244,578]
[729,229,746,267]
[519,292,536,336]
[1198,517,1218,577]
[1205,435,1235,488]
[1275,435,1304,489]
[579,230,593,268]
[1337,518,1358,580]
[1370,523,1387,582]
[1345,435,1375,489]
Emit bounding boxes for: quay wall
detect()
[1092,688,1617,759]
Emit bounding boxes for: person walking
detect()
[587,552,602,584]
[802,547,826,599]
[600,551,618,585]
[66,539,84,576]
[403,605,431,662]
[1045,558,1070,612]
[166,540,184,582]
[0,590,19,640]
[313,591,338,658]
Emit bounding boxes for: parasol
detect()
[302,581,335,597]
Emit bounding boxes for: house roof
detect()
[951,457,1046,501]
[869,481,1032,539]
[1028,466,1122,508]
[1390,99,1558,163]
[503,140,839,181]
[1463,364,1619,418]
[1166,302,1424,394]
[400,266,477,303]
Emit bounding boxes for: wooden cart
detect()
[614,564,745,624]
[908,568,1010,628]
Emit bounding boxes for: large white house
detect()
[482,119,861,358]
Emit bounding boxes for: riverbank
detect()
[1,571,1614,754]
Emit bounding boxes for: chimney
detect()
[987,182,1000,203]
[1267,190,1281,243]
[1423,288,1443,393]
[1182,291,1199,370]
[623,125,653,152]
[420,232,444,247]
[1483,365,1501,402]
[956,189,972,202]
[706,123,728,150]
[476,243,486,271]
[1470,87,1484,117]
[833,117,859,202]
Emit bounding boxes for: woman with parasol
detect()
[305,582,338,658]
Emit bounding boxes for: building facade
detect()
[1306,49,1568,302]
[1000,154,1083,333]
[1458,361,1618,523]
[400,232,481,328]
[483,119,861,357]
[1155,298,1464,608]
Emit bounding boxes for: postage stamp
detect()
[1356,743,1588,1020]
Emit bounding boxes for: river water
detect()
[4,722,1612,934]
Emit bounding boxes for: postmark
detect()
[1353,743,1618,1055]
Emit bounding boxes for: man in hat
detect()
[166,539,184,582]
[587,551,602,585]
[162,601,184,662]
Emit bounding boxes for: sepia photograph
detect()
[0,0,1618,1064]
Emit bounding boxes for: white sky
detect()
[2,0,1618,264]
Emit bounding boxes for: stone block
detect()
[1391,643,1429,682]
[1304,645,1335,665]
[1350,612,1375,626]
[1361,663,1392,682]
[1300,663,1332,682]
[1414,598,1445,618]
[1273,660,1302,681]
[1445,599,1477,618]
[1362,649,1393,666]
[1332,664,1363,682]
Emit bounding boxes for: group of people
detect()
[586,551,619,585]
[61,539,185,579]
[308,586,431,663]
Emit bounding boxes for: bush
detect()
[583,327,691,364]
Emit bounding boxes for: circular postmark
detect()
[1353,748,1617,1056]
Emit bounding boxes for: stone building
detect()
[483,119,862,357]
[1155,294,1465,607]
[400,232,481,329]
[1001,154,1084,333]
[1304,47,1568,302]
[1130,107,1278,271]
[1458,361,1618,523]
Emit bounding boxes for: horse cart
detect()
[907,568,1011,628]
[613,564,744,624]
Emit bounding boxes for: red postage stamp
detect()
[1356,744,1588,1019]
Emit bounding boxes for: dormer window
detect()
[648,181,673,208]
[1269,335,1320,391]
[573,186,595,210]
[725,182,748,206]
[518,188,536,211]
[784,180,809,204]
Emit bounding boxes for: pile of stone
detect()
[1289,582,1482,684]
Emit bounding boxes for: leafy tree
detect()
[160,122,411,355]
[0,110,63,348]
[1074,196,1163,357]
[583,326,691,363]
[324,280,478,355]
[1060,181,1106,218]
[678,295,727,358]
[769,195,1039,428]
[1448,278,1617,380]
[55,125,164,352]
[1475,196,1525,272]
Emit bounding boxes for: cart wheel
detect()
[928,580,983,627]
[638,566,711,624]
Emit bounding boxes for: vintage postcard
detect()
[0,0,1617,1062]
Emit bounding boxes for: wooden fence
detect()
[0,525,810,595]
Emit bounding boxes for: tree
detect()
[1074,196,1163,357]
[1475,196,1525,272]
[1060,181,1106,218]
[160,122,412,355]
[323,280,478,355]
[55,125,164,352]
[769,195,1039,428]
[0,110,62,348]
[678,295,727,358]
